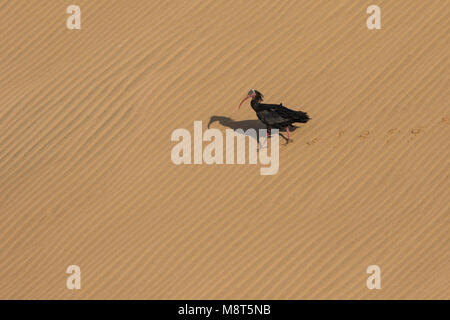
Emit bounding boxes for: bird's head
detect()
[238,89,264,109]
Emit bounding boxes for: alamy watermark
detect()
[66,5,81,30]
[171,121,279,175]
[366,265,382,289]
[66,265,81,290]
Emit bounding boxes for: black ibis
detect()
[238,89,310,142]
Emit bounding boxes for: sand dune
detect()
[0,0,448,299]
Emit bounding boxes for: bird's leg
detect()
[286,126,291,143]
[266,128,271,137]
[258,130,268,150]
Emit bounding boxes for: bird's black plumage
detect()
[247,90,310,130]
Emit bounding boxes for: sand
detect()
[0,0,448,299]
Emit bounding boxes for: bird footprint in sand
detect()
[410,128,422,135]
[307,138,318,145]
[385,128,399,143]
[358,131,370,139]
[387,128,398,135]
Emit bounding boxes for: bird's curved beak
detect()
[238,95,250,110]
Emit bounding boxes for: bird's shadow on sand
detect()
[208,115,297,143]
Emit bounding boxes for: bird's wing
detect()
[260,103,308,120]
[257,107,290,126]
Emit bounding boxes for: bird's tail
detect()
[294,110,310,123]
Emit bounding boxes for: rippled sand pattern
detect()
[0,0,448,299]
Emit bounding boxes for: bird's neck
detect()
[250,99,262,111]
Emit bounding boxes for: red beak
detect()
[238,95,250,110]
